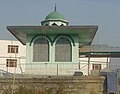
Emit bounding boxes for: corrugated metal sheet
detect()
[80,45,120,52]
[80,45,120,57]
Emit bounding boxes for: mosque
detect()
[7,7,99,75]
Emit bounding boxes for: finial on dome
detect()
[54,3,56,12]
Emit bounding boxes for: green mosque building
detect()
[7,8,98,75]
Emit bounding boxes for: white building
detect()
[0,40,26,74]
[79,57,108,75]
[80,45,120,75]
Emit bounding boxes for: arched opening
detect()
[33,37,49,62]
[52,23,57,26]
[45,24,49,26]
[60,24,64,26]
[55,37,72,62]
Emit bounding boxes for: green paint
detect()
[26,34,79,66]
[45,11,65,20]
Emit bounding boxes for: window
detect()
[33,37,49,62]
[8,45,18,53]
[92,64,101,70]
[6,59,17,67]
[55,37,72,62]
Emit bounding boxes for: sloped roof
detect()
[7,25,98,47]
[80,45,120,57]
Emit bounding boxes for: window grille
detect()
[6,59,17,67]
[8,45,18,53]
[33,37,49,62]
[92,64,101,70]
[55,37,72,62]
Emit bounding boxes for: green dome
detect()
[45,11,65,20]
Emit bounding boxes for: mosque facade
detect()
[7,8,105,75]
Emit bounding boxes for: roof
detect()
[45,11,65,21]
[80,45,120,57]
[7,25,98,47]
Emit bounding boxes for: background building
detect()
[0,40,26,75]
[80,45,120,75]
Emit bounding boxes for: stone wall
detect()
[0,76,106,94]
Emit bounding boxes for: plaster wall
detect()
[0,40,108,75]
[79,57,108,75]
[26,34,79,75]
[0,40,26,73]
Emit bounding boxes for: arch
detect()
[30,35,52,46]
[53,34,75,46]
[45,24,49,26]
[52,23,58,26]
[32,36,50,62]
[60,24,64,26]
[55,36,72,62]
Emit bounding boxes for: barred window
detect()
[8,45,18,53]
[55,37,72,62]
[33,37,49,62]
[92,64,101,70]
[6,59,17,67]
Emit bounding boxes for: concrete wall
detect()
[0,76,106,94]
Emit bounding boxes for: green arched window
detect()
[55,37,72,62]
[33,37,49,62]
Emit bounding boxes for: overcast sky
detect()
[0,0,120,47]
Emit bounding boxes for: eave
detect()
[7,25,98,47]
[80,52,120,58]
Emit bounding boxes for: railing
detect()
[0,69,13,77]
[0,62,108,76]
[0,56,113,76]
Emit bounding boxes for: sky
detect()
[0,0,120,47]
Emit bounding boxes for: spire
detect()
[54,3,56,12]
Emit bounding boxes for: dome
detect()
[41,6,69,26]
[45,11,65,21]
